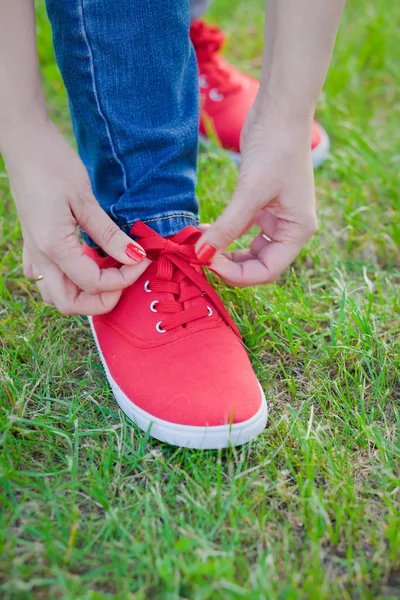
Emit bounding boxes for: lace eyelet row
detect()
[144,280,212,333]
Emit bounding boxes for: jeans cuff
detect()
[81,210,200,248]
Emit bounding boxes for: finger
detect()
[32,266,54,305]
[254,209,280,241]
[210,239,303,287]
[72,193,146,265]
[40,262,124,315]
[199,221,254,239]
[223,232,270,263]
[195,195,255,261]
[250,228,278,256]
[197,223,210,234]
[50,235,151,295]
[226,249,257,263]
[23,246,34,279]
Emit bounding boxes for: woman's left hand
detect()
[195,108,318,287]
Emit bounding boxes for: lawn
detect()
[0,0,399,598]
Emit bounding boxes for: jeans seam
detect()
[118,214,200,227]
[142,214,199,224]
[77,0,128,192]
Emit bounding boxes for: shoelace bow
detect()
[190,20,241,95]
[130,221,241,338]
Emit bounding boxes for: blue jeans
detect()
[45,0,210,246]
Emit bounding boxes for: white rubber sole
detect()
[199,124,330,169]
[88,317,268,449]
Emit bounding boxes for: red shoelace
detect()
[190,20,241,96]
[131,221,240,338]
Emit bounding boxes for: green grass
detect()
[1,0,399,598]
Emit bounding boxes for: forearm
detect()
[257,0,346,121]
[0,0,49,153]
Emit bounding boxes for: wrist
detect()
[249,94,314,150]
[253,82,316,130]
[0,110,52,159]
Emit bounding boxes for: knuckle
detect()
[216,220,240,245]
[75,189,96,228]
[83,282,101,296]
[40,241,62,260]
[34,231,62,258]
[100,221,121,247]
[37,238,55,257]
[39,232,77,261]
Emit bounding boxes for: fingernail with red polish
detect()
[125,243,146,262]
[197,243,216,264]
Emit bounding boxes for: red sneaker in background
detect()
[190,19,330,169]
[85,222,268,449]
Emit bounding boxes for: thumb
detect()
[195,196,254,263]
[76,194,146,264]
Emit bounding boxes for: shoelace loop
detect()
[131,221,241,338]
[190,20,241,96]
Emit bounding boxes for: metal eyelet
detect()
[199,75,208,89]
[209,88,224,102]
[156,321,166,333]
[144,280,151,292]
[150,300,159,313]
[207,306,213,316]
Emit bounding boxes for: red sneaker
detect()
[190,19,330,169]
[85,222,268,449]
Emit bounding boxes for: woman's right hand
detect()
[3,121,150,315]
